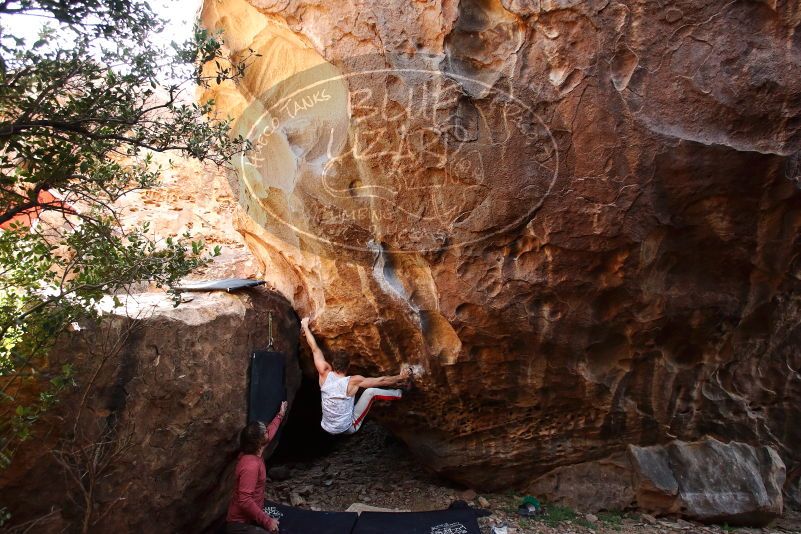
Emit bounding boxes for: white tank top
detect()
[320,373,355,434]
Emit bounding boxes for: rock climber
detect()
[301,317,411,435]
[226,401,287,534]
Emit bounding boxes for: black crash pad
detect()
[174,278,265,292]
[352,507,482,534]
[264,502,358,534]
[248,351,286,425]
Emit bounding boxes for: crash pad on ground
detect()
[264,501,358,534]
[260,501,484,534]
[351,507,482,534]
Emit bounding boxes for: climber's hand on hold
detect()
[279,401,288,418]
[300,316,310,330]
[396,367,411,388]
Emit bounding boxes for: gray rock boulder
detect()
[629,438,785,526]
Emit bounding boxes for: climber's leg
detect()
[346,387,402,434]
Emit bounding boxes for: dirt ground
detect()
[263,422,801,534]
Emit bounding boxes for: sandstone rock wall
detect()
[200,0,801,500]
[0,290,300,532]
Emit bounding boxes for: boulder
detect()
[0,290,301,533]
[629,438,786,526]
[198,0,801,495]
[527,453,636,513]
[527,438,785,526]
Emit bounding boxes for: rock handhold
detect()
[628,438,785,526]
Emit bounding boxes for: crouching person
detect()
[226,401,287,534]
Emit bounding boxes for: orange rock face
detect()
[201,0,801,494]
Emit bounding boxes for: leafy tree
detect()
[0,0,250,472]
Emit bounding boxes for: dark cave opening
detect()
[270,372,337,462]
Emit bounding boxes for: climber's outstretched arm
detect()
[347,368,410,396]
[301,317,331,379]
